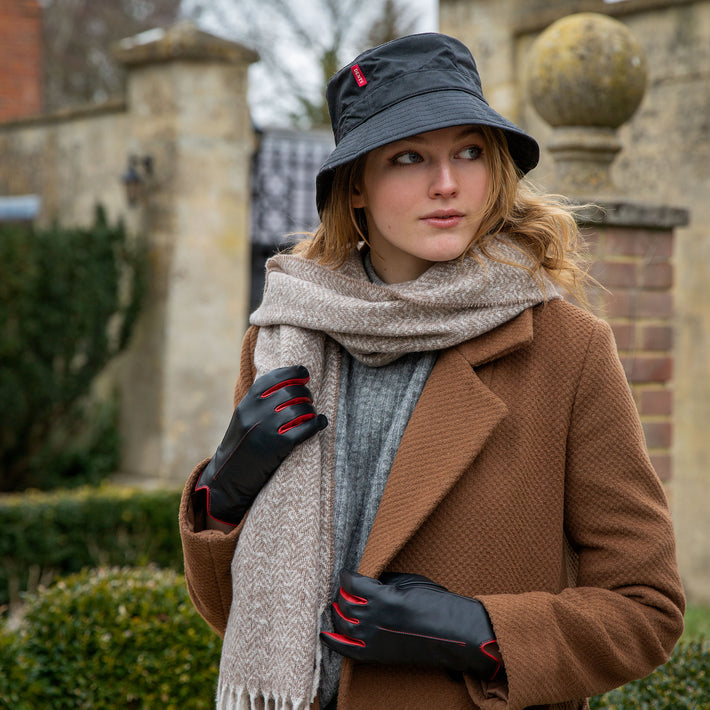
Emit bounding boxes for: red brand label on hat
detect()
[351,64,367,87]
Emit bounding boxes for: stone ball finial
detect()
[527,12,647,129]
[525,13,648,195]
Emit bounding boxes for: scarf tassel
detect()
[217,684,310,710]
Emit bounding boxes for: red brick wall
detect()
[0,0,42,121]
[585,225,675,482]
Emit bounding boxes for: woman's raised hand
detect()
[195,366,328,527]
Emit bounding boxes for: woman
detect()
[180,33,684,710]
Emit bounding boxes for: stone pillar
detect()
[526,14,689,489]
[113,22,258,485]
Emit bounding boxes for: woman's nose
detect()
[428,160,459,198]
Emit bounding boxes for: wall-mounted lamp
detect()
[121,155,154,207]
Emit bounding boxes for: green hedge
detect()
[0,205,144,491]
[0,566,220,709]
[1,563,706,709]
[0,485,183,610]
[589,638,709,709]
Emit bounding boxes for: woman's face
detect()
[352,124,490,284]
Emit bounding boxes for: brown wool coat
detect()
[179,299,685,710]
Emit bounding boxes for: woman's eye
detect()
[392,151,422,165]
[459,145,483,160]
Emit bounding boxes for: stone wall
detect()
[0,100,131,228]
[441,0,710,602]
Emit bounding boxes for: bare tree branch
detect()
[41,0,181,111]
[185,0,424,127]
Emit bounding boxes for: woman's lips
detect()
[421,211,464,228]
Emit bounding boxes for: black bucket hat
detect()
[316,32,539,215]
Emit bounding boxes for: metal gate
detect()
[249,127,333,312]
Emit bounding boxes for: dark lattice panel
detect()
[249,128,333,313]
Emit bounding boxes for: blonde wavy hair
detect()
[291,125,592,305]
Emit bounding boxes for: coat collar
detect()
[453,306,534,367]
[357,307,534,578]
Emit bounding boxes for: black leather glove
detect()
[195,365,327,527]
[321,570,503,681]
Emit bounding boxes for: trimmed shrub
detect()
[589,638,710,709]
[0,626,26,707]
[0,485,183,610]
[0,564,706,708]
[0,205,144,491]
[0,566,220,709]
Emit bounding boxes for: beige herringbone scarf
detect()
[216,242,558,709]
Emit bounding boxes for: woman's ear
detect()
[352,183,366,209]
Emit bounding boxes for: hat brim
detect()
[316,89,539,215]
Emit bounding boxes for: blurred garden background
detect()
[1,0,709,706]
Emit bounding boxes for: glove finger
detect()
[279,413,328,445]
[273,401,317,430]
[340,569,380,601]
[271,389,316,418]
[331,600,364,638]
[254,366,310,397]
[335,572,374,624]
[320,631,367,659]
[266,382,316,407]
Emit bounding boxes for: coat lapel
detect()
[357,308,534,578]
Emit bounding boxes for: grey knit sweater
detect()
[318,257,437,705]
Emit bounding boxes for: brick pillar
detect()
[579,204,688,484]
[0,0,42,121]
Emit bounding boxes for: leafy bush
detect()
[0,626,26,707]
[589,638,710,709]
[0,205,144,491]
[0,485,183,611]
[0,566,220,709]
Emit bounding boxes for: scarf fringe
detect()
[217,683,309,710]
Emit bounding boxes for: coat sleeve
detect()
[178,326,260,637]
[472,318,685,710]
